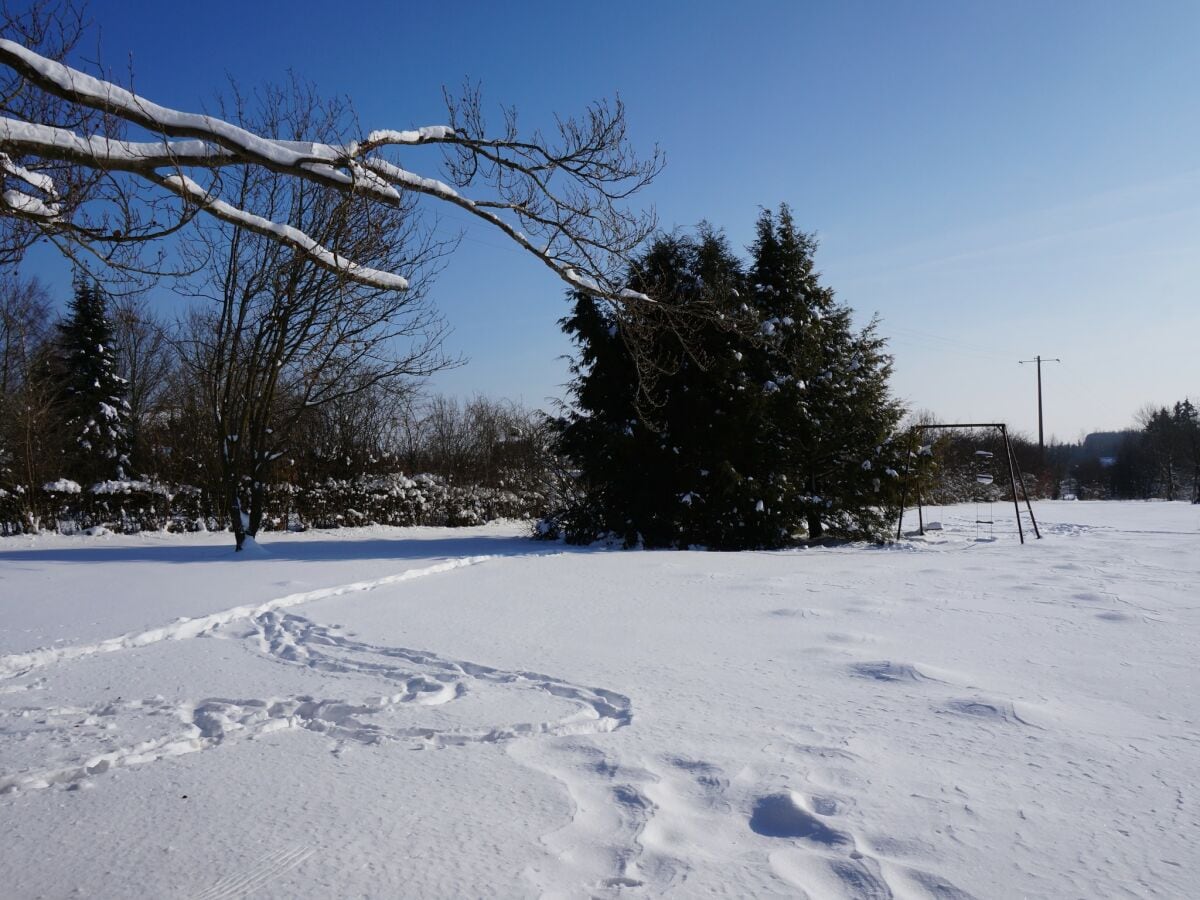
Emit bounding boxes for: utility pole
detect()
[1019,355,1061,456]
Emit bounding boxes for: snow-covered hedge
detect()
[1,479,176,536]
[292,473,542,530]
[0,474,547,536]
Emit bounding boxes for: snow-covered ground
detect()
[1,502,1197,899]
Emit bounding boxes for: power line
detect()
[889,325,1019,360]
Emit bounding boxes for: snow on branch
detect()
[153,173,410,291]
[0,37,661,297]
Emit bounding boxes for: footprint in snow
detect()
[768,607,820,619]
[848,661,934,683]
[941,697,1033,727]
[749,791,850,844]
[662,755,730,806]
[809,793,843,816]
[825,631,876,646]
[0,608,634,795]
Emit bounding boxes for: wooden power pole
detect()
[1019,355,1061,455]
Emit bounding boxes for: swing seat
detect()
[976,474,994,484]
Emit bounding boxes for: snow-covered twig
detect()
[0,37,659,297]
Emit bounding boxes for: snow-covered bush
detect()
[0,474,546,536]
[292,474,543,529]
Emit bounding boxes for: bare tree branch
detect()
[0,29,661,299]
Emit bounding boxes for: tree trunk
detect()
[228,488,246,551]
[806,474,824,540]
[247,480,265,538]
[222,449,247,551]
[806,511,824,541]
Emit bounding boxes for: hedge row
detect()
[0,473,547,536]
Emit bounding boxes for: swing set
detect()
[895,423,1041,544]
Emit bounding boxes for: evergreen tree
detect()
[53,281,131,484]
[1142,399,1200,502]
[555,229,764,547]
[1176,399,1200,503]
[747,205,904,539]
[673,228,779,548]
[553,208,904,549]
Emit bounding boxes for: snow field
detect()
[1,502,1197,898]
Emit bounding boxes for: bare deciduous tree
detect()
[0,270,50,393]
[110,293,171,470]
[397,393,554,491]
[174,83,460,549]
[0,273,62,525]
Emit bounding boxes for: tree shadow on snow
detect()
[0,532,588,566]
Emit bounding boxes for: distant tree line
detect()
[0,275,554,536]
[1045,401,1199,502]
[905,403,1200,505]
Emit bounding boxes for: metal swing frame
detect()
[895,423,1041,543]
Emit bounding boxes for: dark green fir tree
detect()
[555,228,768,548]
[552,207,904,549]
[747,204,904,539]
[54,281,131,484]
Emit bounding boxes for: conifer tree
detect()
[53,281,131,484]
[747,205,904,539]
[555,230,759,547]
[554,208,904,548]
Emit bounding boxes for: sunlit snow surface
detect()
[1,505,1197,898]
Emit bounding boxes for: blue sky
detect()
[22,0,1200,440]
